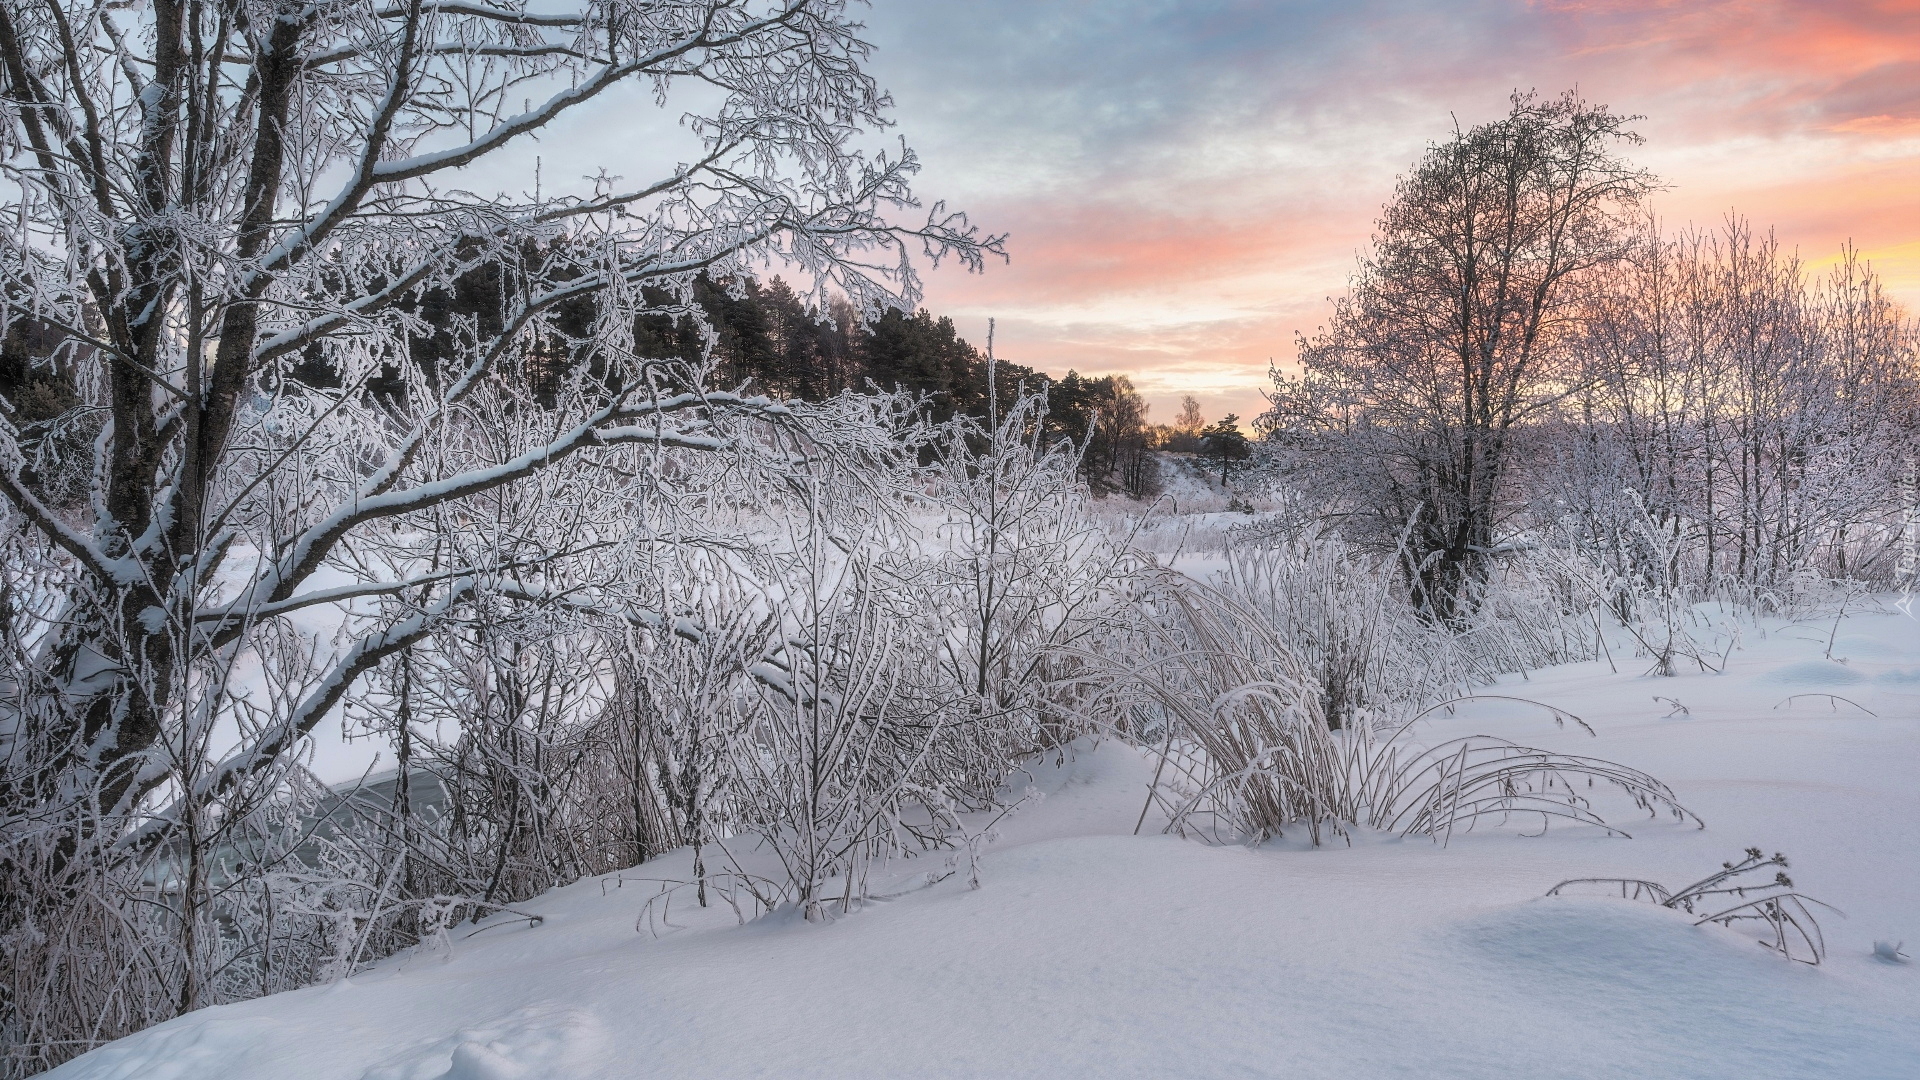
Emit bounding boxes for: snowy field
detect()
[51,607,1920,1079]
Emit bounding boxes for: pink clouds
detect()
[924,206,1359,309]
[866,0,1920,425]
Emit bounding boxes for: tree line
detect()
[2,268,1172,506]
[626,273,1167,497]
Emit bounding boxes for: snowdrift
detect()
[51,610,1920,1079]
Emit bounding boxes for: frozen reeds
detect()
[1076,558,1698,847]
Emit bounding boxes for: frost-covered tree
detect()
[1544,221,1919,604]
[1270,92,1655,620]
[1200,415,1249,487]
[0,0,996,1068]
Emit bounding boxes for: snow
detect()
[50,608,1920,1079]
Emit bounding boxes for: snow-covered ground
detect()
[53,607,1920,1079]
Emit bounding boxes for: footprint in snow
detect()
[358,1003,605,1080]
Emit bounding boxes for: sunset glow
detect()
[864,0,1920,422]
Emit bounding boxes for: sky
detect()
[854,0,1920,426]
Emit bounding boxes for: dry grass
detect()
[1071,571,1699,847]
[1548,848,1833,964]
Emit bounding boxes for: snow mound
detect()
[1765,660,1869,686]
[45,1014,285,1080]
[1829,634,1917,661]
[1459,898,1920,1078]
